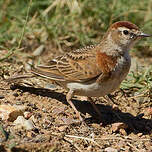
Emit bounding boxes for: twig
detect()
[66,135,151,142]
[65,135,101,148]
[95,136,151,141]
[127,142,140,152]
[64,137,83,152]
[42,0,59,16]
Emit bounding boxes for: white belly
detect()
[67,76,123,97]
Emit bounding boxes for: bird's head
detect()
[107,21,150,51]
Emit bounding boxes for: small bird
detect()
[7,21,150,121]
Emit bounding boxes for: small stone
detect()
[87,145,92,151]
[79,96,88,101]
[129,133,138,139]
[92,123,100,128]
[27,131,36,138]
[33,45,44,56]
[112,104,119,111]
[137,133,143,137]
[0,104,25,122]
[24,120,35,130]
[85,112,90,119]
[0,138,3,143]
[145,108,152,116]
[0,95,4,99]
[27,132,33,138]
[24,112,32,119]
[42,108,47,113]
[111,122,128,132]
[14,116,35,130]
[25,60,33,71]
[57,125,67,132]
[15,101,23,105]
[119,128,127,136]
[105,147,118,152]
[45,84,57,90]
[14,116,26,126]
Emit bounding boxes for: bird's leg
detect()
[87,97,102,118]
[66,90,83,121]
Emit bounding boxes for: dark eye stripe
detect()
[130,33,136,38]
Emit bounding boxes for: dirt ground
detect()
[0,47,152,152]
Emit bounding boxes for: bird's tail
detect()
[5,73,35,82]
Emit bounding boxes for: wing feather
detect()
[31,45,103,82]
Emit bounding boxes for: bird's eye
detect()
[123,30,129,35]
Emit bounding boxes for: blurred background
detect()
[0,0,152,54]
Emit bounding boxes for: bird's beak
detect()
[138,32,151,37]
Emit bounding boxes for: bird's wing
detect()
[31,45,104,82]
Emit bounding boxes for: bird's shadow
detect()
[11,84,152,135]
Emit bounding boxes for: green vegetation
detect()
[0,0,152,94]
[0,0,152,49]
[121,65,152,97]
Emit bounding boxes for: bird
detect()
[7,21,151,121]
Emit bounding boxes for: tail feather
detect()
[31,66,65,81]
[5,73,35,82]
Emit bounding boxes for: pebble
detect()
[27,132,34,138]
[0,138,4,143]
[87,145,92,151]
[24,112,32,119]
[15,101,24,105]
[105,147,118,152]
[13,116,25,126]
[33,45,44,56]
[112,104,119,111]
[111,122,128,132]
[24,120,35,130]
[25,60,33,71]
[57,125,67,132]
[45,84,57,90]
[42,108,47,113]
[137,133,143,137]
[14,116,35,130]
[0,95,4,99]
[145,108,152,116]
[119,128,127,136]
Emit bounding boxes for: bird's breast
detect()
[66,53,131,97]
